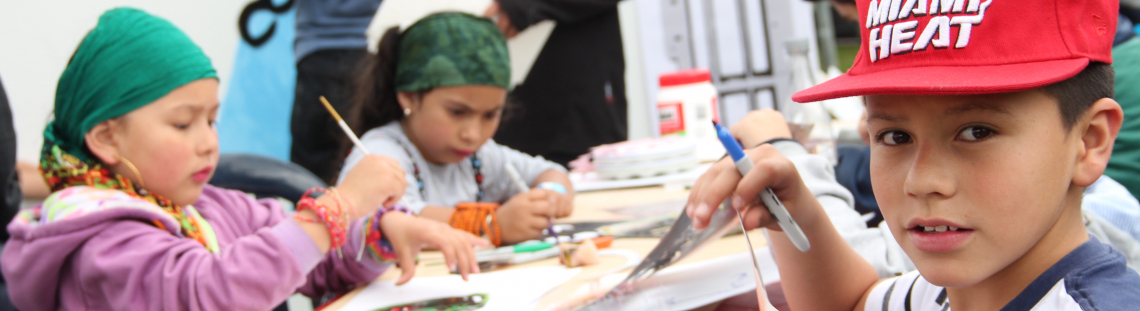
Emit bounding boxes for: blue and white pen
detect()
[713,122,811,252]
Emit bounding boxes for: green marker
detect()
[476,242,553,262]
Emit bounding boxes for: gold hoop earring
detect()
[117,156,146,188]
[403,108,412,116]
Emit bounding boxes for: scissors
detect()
[579,200,739,310]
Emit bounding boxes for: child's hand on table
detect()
[336,155,408,219]
[686,144,822,233]
[498,189,558,245]
[381,212,488,284]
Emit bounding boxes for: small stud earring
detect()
[403,108,412,116]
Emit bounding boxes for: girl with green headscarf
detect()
[2,8,484,310]
[342,13,575,247]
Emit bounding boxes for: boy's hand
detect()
[686,144,815,231]
[497,189,557,245]
[730,109,794,148]
[381,212,489,285]
[336,155,408,220]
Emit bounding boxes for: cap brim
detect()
[793,58,1090,103]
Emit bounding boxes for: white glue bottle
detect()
[656,68,725,161]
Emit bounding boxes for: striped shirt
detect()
[864,237,1140,311]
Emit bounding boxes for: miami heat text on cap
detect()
[793,0,1117,103]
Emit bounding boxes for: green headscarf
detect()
[47,7,217,161]
[395,13,510,92]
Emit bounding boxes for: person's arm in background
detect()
[485,0,622,38]
[0,75,21,241]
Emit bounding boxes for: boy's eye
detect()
[174,123,190,130]
[957,126,994,141]
[450,109,465,116]
[879,130,912,146]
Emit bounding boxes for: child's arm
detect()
[298,213,488,299]
[687,144,879,311]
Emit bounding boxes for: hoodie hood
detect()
[2,186,186,310]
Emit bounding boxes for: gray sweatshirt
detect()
[339,122,566,213]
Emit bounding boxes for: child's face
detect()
[107,79,220,206]
[400,85,507,164]
[865,91,1085,288]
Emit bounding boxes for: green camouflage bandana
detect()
[395,13,510,92]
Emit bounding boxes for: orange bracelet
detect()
[294,188,349,252]
[449,202,502,247]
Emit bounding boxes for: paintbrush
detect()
[505,163,571,265]
[318,95,410,261]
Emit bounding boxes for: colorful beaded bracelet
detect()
[359,205,412,263]
[293,187,350,253]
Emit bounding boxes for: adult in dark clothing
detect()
[291,0,383,184]
[0,76,20,240]
[486,0,627,167]
[0,76,21,311]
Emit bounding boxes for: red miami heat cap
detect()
[793,0,1117,103]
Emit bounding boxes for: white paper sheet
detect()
[580,247,783,311]
[339,266,581,311]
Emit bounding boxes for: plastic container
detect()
[589,136,699,180]
[782,38,836,164]
[656,68,725,161]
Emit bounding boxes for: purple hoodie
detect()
[2,185,389,311]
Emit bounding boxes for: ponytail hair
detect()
[349,26,406,137]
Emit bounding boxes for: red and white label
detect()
[658,101,685,135]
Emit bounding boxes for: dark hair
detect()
[1042,62,1115,130]
[349,26,409,137]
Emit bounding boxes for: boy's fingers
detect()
[687,159,722,206]
[693,163,745,226]
[733,156,797,209]
[741,204,772,231]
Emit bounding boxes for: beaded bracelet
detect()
[358,205,412,263]
[450,202,502,247]
[293,187,350,253]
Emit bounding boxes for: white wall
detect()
[620,0,819,138]
[2,0,819,161]
[0,1,244,162]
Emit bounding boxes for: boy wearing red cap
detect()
[687,0,1140,310]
